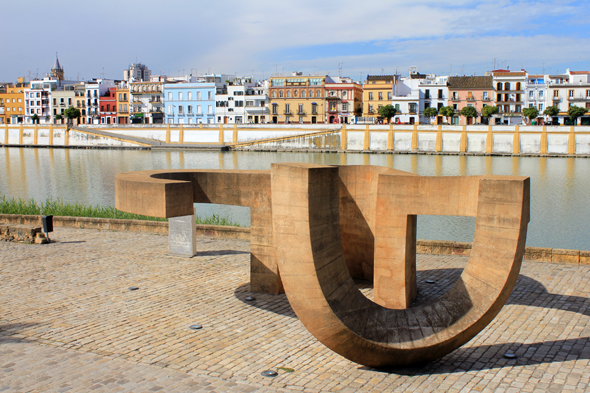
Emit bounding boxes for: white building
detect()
[523,74,549,123]
[390,69,425,124]
[129,76,164,124]
[215,79,269,124]
[418,74,448,124]
[547,69,590,125]
[85,79,115,124]
[491,69,526,125]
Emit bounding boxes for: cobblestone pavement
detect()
[1,228,590,392]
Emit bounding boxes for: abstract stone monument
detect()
[116,163,529,367]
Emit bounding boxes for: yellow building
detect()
[0,79,27,124]
[268,73,329,124]
[362,75,394,121]
[116,86,129,124]
[73,84,87,124]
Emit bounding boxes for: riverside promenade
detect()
[1,228,590,392]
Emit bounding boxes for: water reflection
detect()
[0,147,588,250]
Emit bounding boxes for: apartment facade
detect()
[51,87,76,124]
[548,70,590,124]
[268,73,331,124]
[492,70,526,124]
[164,82,216,124]
[129,78,164,124]
[324,77,363,124]
[99,87,117,124]
[524,74,548,123]
[419,75,448,124]
[215,81,269,124]
[362,75,393,122]
[116,84,129,124]
[447,76,493,125]
[0,82,26,124]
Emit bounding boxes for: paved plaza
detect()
[1,228,590,392]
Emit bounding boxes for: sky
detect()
[2,0,590,83]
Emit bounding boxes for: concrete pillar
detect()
[49,126,54,145]
[166,124,171,143]
[540,126,548,155]
[233,124,238,144]
[34,125,39,145]
[486,125,493,153]
[411,125,418,151]
[435,125,443,152]
[363,125,370,150]
[387,124,394,150]
[19,125,23,145]
[568,125,576,155]
[219,124,224,145]
[168,209,197,257]
[179,125,184,144]
[460,125,467,152]
[4,125,8,144]
[513,125,520,155]
[64,128,69,146]
[340,124,347,151]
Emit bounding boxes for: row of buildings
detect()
[1,56,590,126]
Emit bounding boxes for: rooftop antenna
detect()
[338,62,343,78]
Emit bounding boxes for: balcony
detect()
[482,97,491,101]
[568,96,590,102]
[450,97,460,101]
[297,110,306,115]
[283,110,292,115]
[466,97,475,101]
[495,99,522,104]
[552,97,561,102]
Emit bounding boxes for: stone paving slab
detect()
[1,228,590,392]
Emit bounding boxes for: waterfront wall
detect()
[1,214,587,263]
[2,124,590,156]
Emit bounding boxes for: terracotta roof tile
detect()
[448,76,492,89]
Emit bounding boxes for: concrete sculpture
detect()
[116,163,529,367]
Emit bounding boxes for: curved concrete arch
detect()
[271,163,529,367]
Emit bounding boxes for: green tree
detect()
[439,106,455,124]
[31,114,39,124]
[522,107,539,123]
[378,105,397,123]
[54,114,63,124]
[567,105,588,125]
[423,107,438,122]
[460,106,478,120]
[64,107,81,126]
[481,105,499,119]
[543,106,559,117]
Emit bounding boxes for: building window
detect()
[368,104,373,113]
[208,105,212,114]
[294,90,298,97]
[316,90,321,98]
[285,104,290,114]
[505,83,511,91]
[569,90,574,98]
[279,91,283,98]
[342,103,348,112]
[586,90,590,98]
[272,104,278,114]
[395,104,400,111]
[378,92,383,100]
[309,90,313,97]
[197,105,202,114]
[301,90,306,98]
[188,105,192,114]
[312,104,317,115]
[197,91,201,100]
[272,91,276,98]
[529,91,534,99]
[539,103,544,111]
[168,106,173,115]
[208,92,212,100]
[287,90,291,98]
[369,92,373,100]
[168,92,172,101]
[388,92,392,100]
[483,91,488,100]
[178,106,183,115]
[438,89,443,99]
[298,104,303,114]
[188,92,192,100]
[554,90,559,98]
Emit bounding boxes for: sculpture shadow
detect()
[0,323,39,345]
[234,268,590,371]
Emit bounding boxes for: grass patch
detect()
[0,196,240,227]
[277,367,295,373]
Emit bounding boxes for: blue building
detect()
[163,82,216,124]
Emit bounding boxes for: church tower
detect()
[50,53,64,81]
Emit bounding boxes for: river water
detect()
[1,147,589,250]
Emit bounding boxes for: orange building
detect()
[0,79,27,124]
[447,76,493,125]
[268,73,330,124]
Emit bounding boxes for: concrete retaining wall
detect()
[1,214,587,264]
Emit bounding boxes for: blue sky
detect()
[1,0,589,83]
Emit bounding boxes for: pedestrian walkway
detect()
[1,228,590,392]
